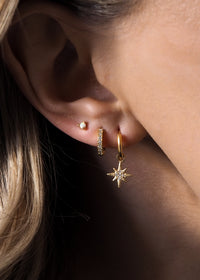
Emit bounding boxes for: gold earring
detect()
[79,121,87,130]
[97,128,105,156]
[107,131,131,188]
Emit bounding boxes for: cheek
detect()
[106,23,200,118]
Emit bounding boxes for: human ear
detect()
[1,0,147,147]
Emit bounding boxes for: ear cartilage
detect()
[79,121,87,130]
[97,128,105,156]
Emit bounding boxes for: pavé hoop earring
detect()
[107,131,131,188]
[97,128,105,156]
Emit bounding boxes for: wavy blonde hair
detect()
[0,0,45,279]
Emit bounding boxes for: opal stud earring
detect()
[79,121,87,130]
[97,128,105,156]
[107,131,131,188]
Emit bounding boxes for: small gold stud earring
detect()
[107,131,131,188]
[79,121,87,130]
[97,128,105,156]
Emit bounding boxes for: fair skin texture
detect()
[2,0,200,278]
[92,0,200,197]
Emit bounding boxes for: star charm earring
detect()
[107,160,131,188]
[107,131,131,188]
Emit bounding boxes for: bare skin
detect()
[91,0,200,197]
[2,0,200,278]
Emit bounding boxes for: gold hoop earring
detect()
[107,131,131,188]
[97,128,105,156]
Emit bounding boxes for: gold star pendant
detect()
[107,161,131,188]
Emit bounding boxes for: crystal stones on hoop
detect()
[97,128,105,156]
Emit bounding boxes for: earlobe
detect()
[1,0,147,148]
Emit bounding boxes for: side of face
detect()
[96,0,200,193]
[2,0,200,154]
[94,0,200,117]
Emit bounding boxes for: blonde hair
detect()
[0,0,45,278]
[0,0,18,41]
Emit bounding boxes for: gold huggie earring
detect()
[107,131,131,188]
[97,128,105,156]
